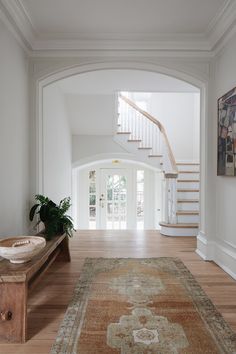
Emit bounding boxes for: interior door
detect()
[100,169,130,229]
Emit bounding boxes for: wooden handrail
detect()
[119,94,178,175]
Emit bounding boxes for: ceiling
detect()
[1,0,236,51]
[21,0,224,36]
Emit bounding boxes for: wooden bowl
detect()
[0,236,46,263]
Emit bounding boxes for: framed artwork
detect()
[217,87,236,176]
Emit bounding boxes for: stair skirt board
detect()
[159,223,199,237]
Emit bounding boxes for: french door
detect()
[100,169,131,229]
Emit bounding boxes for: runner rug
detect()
[50,258,236,354]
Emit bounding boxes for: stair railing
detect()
[119,94,178,224]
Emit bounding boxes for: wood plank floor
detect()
[1,230,236,353]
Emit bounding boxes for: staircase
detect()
[160,163,199,236]
[115,94,199,236]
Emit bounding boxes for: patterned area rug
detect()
[51,258,236,354]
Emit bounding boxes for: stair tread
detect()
[179,171,199,173]
[159,222,199,229]
[138,147,152,150]
[117,131,131,134]
[149,154,162,157]
[128,139,142,142]
[176,163,200,165]
[177,210,199,215]
[177,179,199,182]
[177,199,199,203]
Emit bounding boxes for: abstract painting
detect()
[218,87,236,176]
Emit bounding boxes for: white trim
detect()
[1,0,236,52]
[196,235,236,280]
[196,231,215,260]
[208,0,236,51]
[214,241,236,280]
[195,248,207,260]
[0,0,30,53]
[72,154,159,171]
[160,226,198,237]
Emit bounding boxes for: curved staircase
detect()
[160,162,199,236]
[115,94,199,236]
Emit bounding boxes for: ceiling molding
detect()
[1,0,236,54]
[0,0,31,52]
[206,0,236,50]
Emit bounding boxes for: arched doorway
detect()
[33,61,207,254]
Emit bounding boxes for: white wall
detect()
[0,18,29,236]
[212,32,236,278]
[72,135,127,163]
[65,94,116,135]
[43,84,72,203]
[148,92,200,161]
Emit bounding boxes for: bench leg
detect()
[0,282,27,343]
[56,236,71,262]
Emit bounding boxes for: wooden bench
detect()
[0,234,70,343]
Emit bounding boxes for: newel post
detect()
[164,173,178,224]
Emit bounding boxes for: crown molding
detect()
[0,0,31,52]
[28,49,214,59]
[0,0,35,49]
[206,0,236,51]
[1,0,236,54]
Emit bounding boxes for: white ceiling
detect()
[2,0,235,51]
[55,69,199,135]
[21,0,224,37]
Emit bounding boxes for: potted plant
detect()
[29,195,75,240]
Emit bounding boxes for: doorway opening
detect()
[74,160,162,230]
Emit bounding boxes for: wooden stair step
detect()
[176,211,199,215]
[176,163,199,165]
[149,154,162,157]
[138,147,152,150]
[179,171,199,174]
[177,189,199,192]
[159,222,198,229]
[177,199,199,203]
[177,179,200,182]
[128,139,142,142]
[117,131,131,135]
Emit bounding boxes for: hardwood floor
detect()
[1,230,236,353]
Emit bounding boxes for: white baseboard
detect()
[196,231,214,260]
[196,233,236,280]
[214,241,236,280]
[195,248,207,260]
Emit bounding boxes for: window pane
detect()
[89,170,96,182]
[137,170,144,183]
[89,184,96,193]
[137,170,144,229]
[89,207,96,218]
[107,189,113,200]
[89,194,96,205]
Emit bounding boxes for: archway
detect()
[33,61,207,254]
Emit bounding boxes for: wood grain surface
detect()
[0,230,235,353]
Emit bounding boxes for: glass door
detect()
[100,169,130,229]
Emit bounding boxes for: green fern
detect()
[29,195,75,240]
